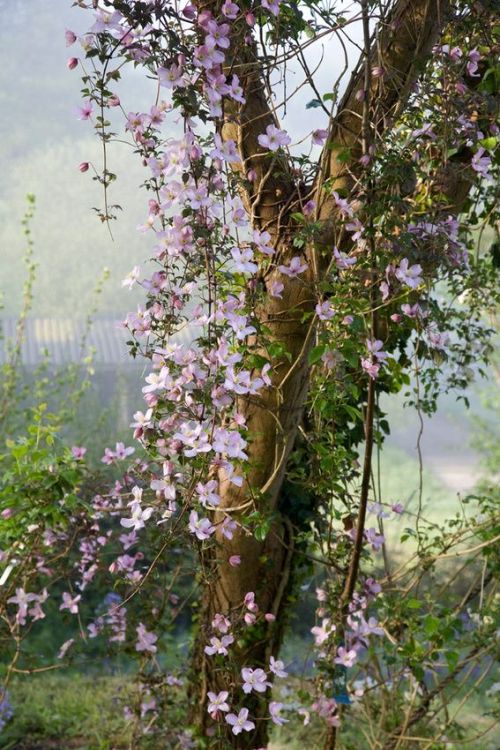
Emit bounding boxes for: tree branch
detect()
[316,0,452,225]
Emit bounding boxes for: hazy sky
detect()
[0,0,366,318]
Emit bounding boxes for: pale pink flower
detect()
[60,592,81,615]
[311,618,335,646]
[312,128,328,145]
[241,667,271,693]
[278,256,308,278]
[471,147,492,180]
[395,258,423,288]
[77,100,94,120]
[204,634,234,656]
[361,358,380,379]
[135,623,158,653]
[212,613,231,633]
[333,247,357,270]
[231,247,258,274]
[269,280,284,297]
[188,511,216,541]
[222,1,239,19]
[120,502,154,532]
[207,691,230,716]
[334,646,358,668]
[244,591,258,612]
[65,29,77,46]
[262,0,281,16]
[269,656,288,677]
[258,124,291,151]
[71,446,87,460]
[270,701,288,725]
[316,300,335,321]
[122,266,141,289]
[225,707,255,735]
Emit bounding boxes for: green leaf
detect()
[478,136,497,151]
[445,650,459,670]
[407,599,422,609]
[424,614,440,636]
[308,345,326,365]
[254,521,270,542]
[343,405,363,422]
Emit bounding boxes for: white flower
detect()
[269,655,288,678]
[241,667,271,693]
[207,691,230,714]
[120,501,154,531]
[225,707,255,735]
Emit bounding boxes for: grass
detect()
[2,671,498,750]
[0,674,133,750]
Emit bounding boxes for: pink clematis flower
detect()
[207,691,230,717]
[270,701,288,725]
[258,124,291,151]
[135,623,158,653]
[204,634,234,656]
[241,667,271,693]
[77,100,94,120]
[60,592,81,615]
[262,0,281,15]
[334,646,358,668]
[278,256,308,278]
[225,707,255,735]
[71,446,87,460]
[222,1,239,19]
[269,656,288,677]
[312,128,328,145]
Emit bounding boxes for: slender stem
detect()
[341,375,376,607]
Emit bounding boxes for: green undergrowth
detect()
[2,672,497,750]
[0,674,133,750]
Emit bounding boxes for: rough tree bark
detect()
[188,2,452,746]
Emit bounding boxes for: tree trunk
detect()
[188,237,316,746]
[187,1,452,745]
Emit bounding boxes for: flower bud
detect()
[182,3,196,19]
[67,57,78,70]
[79,162,89,172]
[371,65,385,79]
[108,95,120,107]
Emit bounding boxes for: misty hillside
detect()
[0,0,156,318]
